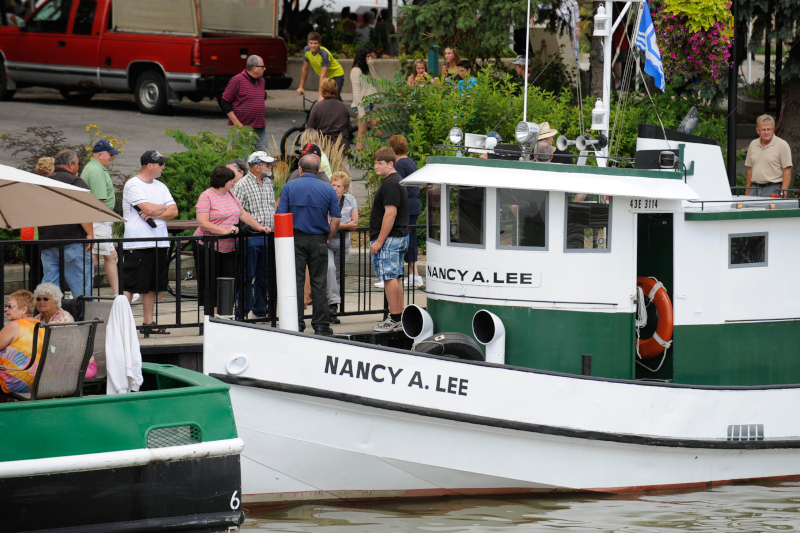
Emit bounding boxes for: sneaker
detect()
[374,318,402,332]
[374,280,385,288]
[414,275,424,288]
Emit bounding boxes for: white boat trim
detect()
[0,438,244,479]
[401,162,700,201]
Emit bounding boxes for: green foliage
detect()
[739,0,800,84]
[662,0,731,33]
[356,68,727,182]
[398,0,531,64]
[158,126,259,220]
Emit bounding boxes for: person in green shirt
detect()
[296,31,346,102]
[81,139,120,294]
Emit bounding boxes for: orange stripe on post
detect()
[273,213,294,238]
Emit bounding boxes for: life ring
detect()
[413,332,485,361]
[636,277,674,359]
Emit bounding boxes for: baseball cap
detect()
[140,150,170,166]
[92,139,121,156]
[296,143,322,158]
[511,55,527,66]
[247,151,276,166]
[486,131,503,142]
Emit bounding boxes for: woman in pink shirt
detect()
[194,166,268,311]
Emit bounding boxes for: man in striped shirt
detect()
[233,151,276,319]
[221,55,268,151]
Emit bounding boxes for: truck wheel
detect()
[59,89,94,104]
[281,126,305,158]
[134,71,168,114]
[0,62,15,101]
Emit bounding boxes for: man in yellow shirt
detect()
[296,32,346,102]
[744,114,793,197]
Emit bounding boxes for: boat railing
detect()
[430,143,640,168]
[0,227,426,332]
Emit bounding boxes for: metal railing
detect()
[1,226,426,331]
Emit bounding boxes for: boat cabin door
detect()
[636,213,674,381]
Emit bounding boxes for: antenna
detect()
[522,0,531,122]
[556,135,576,152]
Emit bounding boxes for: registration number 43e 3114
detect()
[630,198,659,209]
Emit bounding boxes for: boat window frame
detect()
[728,232,768,268]
[563,193,613,253]
[446,184,486,249]
[495,188,549,251]
[426,183,442,244]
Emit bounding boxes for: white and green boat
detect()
[2,363,244,532]
[204,0,800,507]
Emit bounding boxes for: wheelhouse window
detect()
[497,189,547,249]
[729,233,767,268]
[565,193,611,251]
[448,186,485,246]
[27,0,73,33]
[427,185,441,243]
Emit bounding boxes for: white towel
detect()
[105,295,143,395]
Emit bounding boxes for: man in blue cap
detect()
[81,139,121,294]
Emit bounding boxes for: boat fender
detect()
[636,276,674,359]
[413,332,485,361]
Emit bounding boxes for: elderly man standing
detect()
[276,153,340,335]
[745,115,793,197]
[122,151,178,334]
[81,139,120,294]
[220,55,268,151]
[39,149,94,297]
[233,151,275,320]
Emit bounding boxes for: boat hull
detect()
[203,319,800,505]
[5,447,243,533]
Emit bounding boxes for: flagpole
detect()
[600,0,612,167]
[523,0,531,122]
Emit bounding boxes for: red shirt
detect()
[222,70,266,129]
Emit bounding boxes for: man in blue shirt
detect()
[277,150,341,335]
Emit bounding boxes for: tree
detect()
[399,0,533,63]
[739,0,800,184]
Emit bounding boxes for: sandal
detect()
[143,322,170,335]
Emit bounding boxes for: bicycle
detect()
[279,94,359,158]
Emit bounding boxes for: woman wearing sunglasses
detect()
[0,289,43,394]
[33,283,74,324]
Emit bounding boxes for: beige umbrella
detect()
[0,164,123,230]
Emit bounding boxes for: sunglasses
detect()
[36,297,51,302]
[4,303,17,309]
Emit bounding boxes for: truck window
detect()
[72,0,96,35]
[26,0,73,33]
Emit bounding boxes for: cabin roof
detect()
[402,157,700,201]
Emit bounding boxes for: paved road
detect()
[0,88,306,173]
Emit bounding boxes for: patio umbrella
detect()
[0,164,123,230]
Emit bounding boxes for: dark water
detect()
[242,482,800,531]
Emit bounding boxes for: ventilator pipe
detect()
[472,310,506,364]
[273,213,299,332]
[402,304,434,343]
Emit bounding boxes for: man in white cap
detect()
[233,151,276,319]
[512,55,533,89]
[538,122,574,165]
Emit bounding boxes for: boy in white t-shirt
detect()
[122,151,178,333]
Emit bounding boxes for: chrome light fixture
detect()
[449,127,463,145]
[515,121,539,161]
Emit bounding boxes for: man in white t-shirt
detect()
[122,151,178,334]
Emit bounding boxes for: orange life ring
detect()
[636,277,674,359]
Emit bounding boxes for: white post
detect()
[523,0,531,122]
[600,0,612,168]
[747,20,753,84]
[273,213,299,332]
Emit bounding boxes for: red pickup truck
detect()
[0,0,291,114]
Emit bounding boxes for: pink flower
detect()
[671,52,676,58]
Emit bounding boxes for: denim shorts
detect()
[352,104,375,116]
[371,236,408,281]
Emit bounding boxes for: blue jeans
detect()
[41,243,92,296]
[253,127,269,152]
[243,236,269,317]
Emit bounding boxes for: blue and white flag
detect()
[634,2,665,91]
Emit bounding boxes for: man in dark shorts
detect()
[369,147,409,332]
[121,151,178,333]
